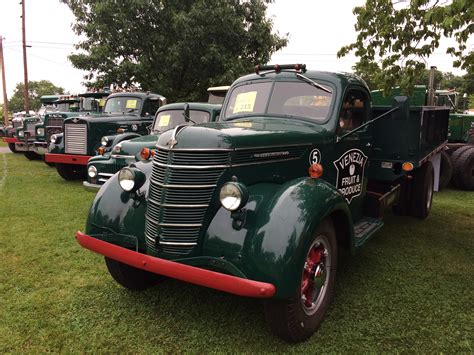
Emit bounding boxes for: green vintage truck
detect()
[84,102,222,190]
[45,91,166,180]
[33,91,109,159]
[76,64,448,342]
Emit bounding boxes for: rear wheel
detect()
[56,163,86,181]
[452,147,474,191]
[264,219,337,342]
[450,145,472,168]
[7,143,16,153]
[410,161,434,219]
[438,151,453,190]
[24,151,41,160]
[105,257,162,291]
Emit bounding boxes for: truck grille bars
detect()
[65,124,87,155]
[145,148,230,256]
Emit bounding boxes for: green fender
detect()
[204,177,354,298]
[84,161,153,252]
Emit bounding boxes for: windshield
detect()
[223,81,333,122]
[152,109,211,133]
[104,97,142,114]
[81,97,100,112]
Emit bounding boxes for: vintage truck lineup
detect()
[45,91,166,180]
[84,102,222,190]
[75,64,449,342]
[33,91,110,159]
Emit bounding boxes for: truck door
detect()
[331,88,372,222]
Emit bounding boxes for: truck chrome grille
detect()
[46,118,63,127]
[145,148,229,255]
[65,124,87,155]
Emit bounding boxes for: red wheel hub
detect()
[301,244,325,308]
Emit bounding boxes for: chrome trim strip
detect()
[232,156,301,167]
[159,241,197,246]
[111,154,135,159]
[148,197,208,208]
[98,178,109,183]
[155,142,311,152]
[150,179,216,189]
[82,181,101,191]
[145,234,156,243]
[153,161,230,169]
[159,223,202,227]
[98,172,114,177]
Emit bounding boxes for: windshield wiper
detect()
[295,73,332,94]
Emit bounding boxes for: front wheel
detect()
[264,219,337,342]
[56,163,86,180]
[105,257,163,291]
[7,143,17,153]
[24,151,41,160]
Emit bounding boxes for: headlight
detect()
[36,128,44,136]
[112,143,122,154]
[18,131,24,137]
[219,182,248,211]
[50,134,57,144]
[88,165,98,178]
[118,167,145,192]
[101,136,109,146]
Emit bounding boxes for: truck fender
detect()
[204,177,354,299]
[85,160,153,251]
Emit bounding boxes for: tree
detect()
[62,0,287,102]
[9,80,65,112]
[338,0,473,95]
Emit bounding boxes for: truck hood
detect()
[119,134,159,156]
[156,117,330,150]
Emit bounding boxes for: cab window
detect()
[142,99,161,116]
[338,90,369,135]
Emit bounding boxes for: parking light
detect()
[308,163,324,179]
[219,182,249,211]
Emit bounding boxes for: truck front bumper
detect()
[33,141,48,155]
[2,137,18,143]
[14,141,35,152]
[82,181,102,191]
[76,231,276,298]
[45,153,91,165]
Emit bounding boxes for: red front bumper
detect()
[2,137,18,143]
[76,231,276,298]
[45,153,91,165]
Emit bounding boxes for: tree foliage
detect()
[9,80,65,113]
[338,0,473,95]
[62,0,288,102]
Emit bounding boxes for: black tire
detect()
[55,163,86,181]
[410,161,434,219]
[392,176,412,216]
[450,145,472,168]
[105,257,162,291]
[42,156,55,167]
[438,151,453,190]
[264,219,337,343]
[7,143,17,153]
[24,151,41,160]
[452,147,474,191]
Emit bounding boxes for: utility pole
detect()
[0,36,9,125]
[21,0,29,113]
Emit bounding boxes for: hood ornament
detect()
[72,118,79,123]
[167,124,188,149]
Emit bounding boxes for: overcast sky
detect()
[0,0,470,105]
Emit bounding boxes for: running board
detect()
[353,216,384,248]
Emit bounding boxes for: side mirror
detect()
[392,96,409,120]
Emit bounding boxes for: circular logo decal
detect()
[309,148,321,165]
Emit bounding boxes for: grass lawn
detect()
[0,141,6,147]
[0,151,472,352]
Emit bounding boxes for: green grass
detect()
[0,152,473,352]
[0,141,6,147]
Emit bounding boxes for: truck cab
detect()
[76,65,449,342]
[33,91,110,159]
[45,91,166,180]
